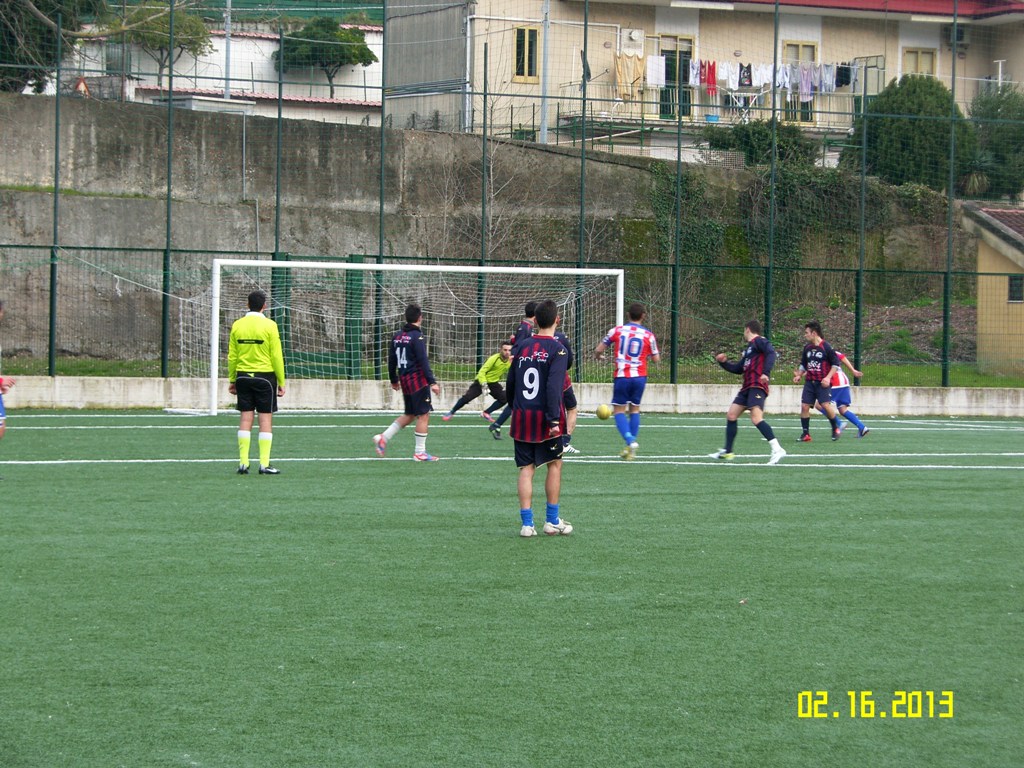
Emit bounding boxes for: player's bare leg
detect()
[518,464,538,537]
[542,459,572,535]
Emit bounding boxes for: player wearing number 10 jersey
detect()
[594,303,660,460]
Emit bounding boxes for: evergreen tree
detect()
[842,75,976,192]
[969,85,1024,200]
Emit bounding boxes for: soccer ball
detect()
[596,404,612,420]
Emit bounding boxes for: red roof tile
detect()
[981,208,1024,239]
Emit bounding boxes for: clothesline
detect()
[615,54,863,103]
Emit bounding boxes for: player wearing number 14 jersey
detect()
[594,303,660,460]
[372,304,442,461]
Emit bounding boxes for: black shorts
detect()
[732,387,768,411]
[514,437,563,468]
[562,385,578,411]
[235,372,278,413]
[403,386,434,416]
[801,380,833,406]
[467,380,506,406]
[486,382,507,406]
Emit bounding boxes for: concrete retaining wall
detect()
[5,377,1022,417]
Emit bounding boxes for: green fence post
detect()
[670,112,682,384]
[161,0,176,378]
[49,16,63,377]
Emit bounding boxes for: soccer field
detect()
[1,410,1021,767]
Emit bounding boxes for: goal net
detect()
[194,258,624,414]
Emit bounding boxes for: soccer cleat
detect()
[373,434,387,456]
[480,410,496,423]
[413,452,439,462]
[543,518,573,536]
[709,449,735,461]
[489,425,502,440]
[619,446,632,460]
[258,465,281,475]
[858,427,870,438]
[629,441,639,460]
[520,525,538,538]
[831,428,841,441]
[562,443,581,454]
[442,412,454,422]
[836,420,846,434]
[768,447,787,465]
[797,434,812,442]
[236,464,249,475]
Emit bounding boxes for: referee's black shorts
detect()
[235,372,278,413]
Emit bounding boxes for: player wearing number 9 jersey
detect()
[507,299,572,538]
[594,303,660,459]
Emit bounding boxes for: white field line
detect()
[2,455,1022,470]
[11,419,1024,433]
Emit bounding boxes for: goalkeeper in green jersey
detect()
[442,342,513,423]
[228,290,286,475]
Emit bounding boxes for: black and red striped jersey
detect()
[388,324,436,394]
[509,319,534,346]
[719,334,777,394]
[506,335,569,443]
[801,341,840,383]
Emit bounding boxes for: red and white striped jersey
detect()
[602,323,659,378]
[828,352,851,388]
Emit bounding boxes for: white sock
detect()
[414,432,427,454]
[382,421,402,441]
[769,438,782,451]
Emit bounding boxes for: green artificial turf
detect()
[0,411,1021,767]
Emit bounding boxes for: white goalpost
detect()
[203,258,625,415]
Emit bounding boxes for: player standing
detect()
[488,302,537,440]
[442,342,512,422]
[374,304,442,461]
[508,299,572,537]
[228,290,286,475]
[709,320,787,465]
[793,321,842,442]
[554,320,580,454]
[594,303,660,460]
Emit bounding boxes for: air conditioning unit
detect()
[943,25,970,48]
[620,28,645,56]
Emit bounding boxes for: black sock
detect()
[800,417,810,434]
[756,421,775,441]
[725,420,738,452]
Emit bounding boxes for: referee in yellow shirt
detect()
[228,290,286,475]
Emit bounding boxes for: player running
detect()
[594,303,660,460]
[816,348,870,437]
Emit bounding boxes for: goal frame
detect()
[208,258,625,415]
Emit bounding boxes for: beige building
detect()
[963,204,1024,374]
[386,0,1024,145]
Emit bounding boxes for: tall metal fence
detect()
[1,1,1022,388]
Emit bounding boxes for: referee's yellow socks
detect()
[237,430,251,468]
[258,432,273,468]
